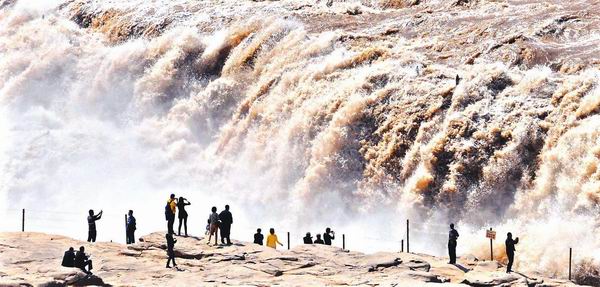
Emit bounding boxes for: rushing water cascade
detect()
[1,0,600,281]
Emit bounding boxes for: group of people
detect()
[61,246,94,274]
[164,194,235,268]
[165,194,192,237]
[302,228,335,245]
[205,205,233,245]
[75,199,522,273]
[86,209,137,245]
[447,223,520,273]
[252,228,284,249]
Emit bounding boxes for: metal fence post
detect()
[125,214,128,243]
[569,247,572,281]
[406,219,410,253]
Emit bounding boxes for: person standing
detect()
[207,207,219,245]
[448,223,459,264]
[177,197,191,237]
[126,210,136,244]
[166,233,177,268]
[323,228,335,245]
[505,232,519,273]
[266,228,283,249]
[87,209,102,242]
[219,205,233,245]
[254,228,264,245]
[165,194,177,234]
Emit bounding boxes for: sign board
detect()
[486,230,496,240]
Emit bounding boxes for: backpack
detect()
[165,202,172,221]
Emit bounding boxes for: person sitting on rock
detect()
[166,232,177,268]
[266,228,283,249]
[323,228,335,245]
[314,234,324,244]
[254,228,264,245]
[303,232,313,244]
[61,247,75,267]
[74,246,93,274]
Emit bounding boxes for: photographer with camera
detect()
[323,227,335,246]
[177,197,191,237]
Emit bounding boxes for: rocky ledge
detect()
[0,232,583,286]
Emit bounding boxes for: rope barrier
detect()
[7,207,460,255]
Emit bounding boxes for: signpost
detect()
[486,228,496,260]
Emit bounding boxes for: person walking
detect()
[266,228,283,249]
[165,194,177,234]
[207,207,219,245]
[303,232,313,244]
[219,205,233,245]
[505,232,519,273]
[166,232,177,268]
[87,209,102,242]
[177,197,191,237]
[448,223,459,264]
[254,228,264,245]
[323,228,335,245]
[314,234,324,244]
[126,210,136,244]
[74,246,93,274]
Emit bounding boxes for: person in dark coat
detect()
[87,209,102,242]
[61,247,75,267]
[177,197,191,236]
[323,227,335,245]
[74,246,93,274]
[314,234,324,244]
[303,232,313,244]
[219,205,233,245]
[126,210,136,244]
[448,223,459,264]
[254,228,264,245]
[166,233,177,268]
[505,232,519,273]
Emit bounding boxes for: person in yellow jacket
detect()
[166,194,177,234]
[266,228,283,249]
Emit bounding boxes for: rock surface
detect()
[0,232,583,286]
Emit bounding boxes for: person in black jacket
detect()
[61,247,75,267]
[166,233,177,268]
[219,205,233,245]
[177,197,191,237]
[87,209,102,242]
[254,228,264,245]
[303,232,313,244]
[323,228,335,245]
[126,210,136,244]
[314,234,324,244]
[505,232,519,273]
[74,246,93,274]
[448,223,459,264]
